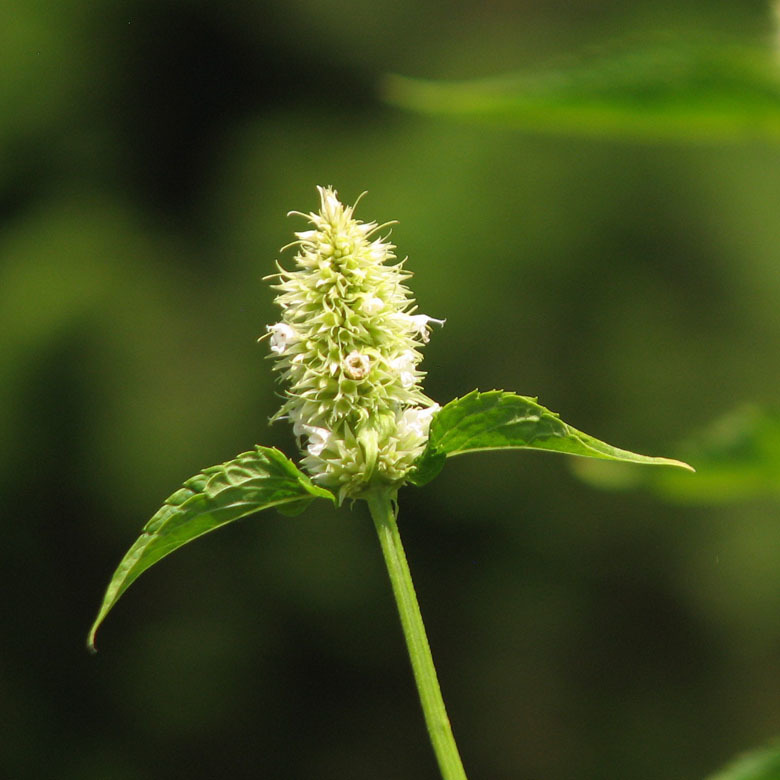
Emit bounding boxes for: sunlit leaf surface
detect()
[410,390,692,486]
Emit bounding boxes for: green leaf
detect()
[574,404,780,504]
[87,446,334,651]
[410,390,692,486]
[706,742,780,780]
[382,37,780,143]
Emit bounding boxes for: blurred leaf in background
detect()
[706,741,780,780]
[383,34,780,142]
[573,405,780,503]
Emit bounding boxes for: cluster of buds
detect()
[264,187,442,502]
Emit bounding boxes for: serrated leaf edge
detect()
[417,390,694,473]
[87,446,334,652]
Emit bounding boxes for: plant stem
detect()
[367,491,468,780]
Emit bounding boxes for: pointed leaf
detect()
[410,390,692,486]
[382,38,780,143]
[706,742,780,780]
[88,446,334,650]
[574,404,780,504]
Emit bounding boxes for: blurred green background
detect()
[4,0,780,778]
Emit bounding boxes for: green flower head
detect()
[265,186,442,502]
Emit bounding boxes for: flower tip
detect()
[316,185,342,214]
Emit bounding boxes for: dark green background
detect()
[3,1,780,778]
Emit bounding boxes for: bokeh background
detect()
[3,1,780,778]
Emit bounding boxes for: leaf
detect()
[574,404,780,504]
[87,446,334,651]
[382,36,780,143]
[706,742,780,780]
[410,390,692,486]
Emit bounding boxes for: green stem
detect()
[366,491,468,780]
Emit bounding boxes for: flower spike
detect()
[266,187,441,502]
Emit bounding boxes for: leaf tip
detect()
[636,455,696,472]
[86,627,99,655]
[87,608,109,654]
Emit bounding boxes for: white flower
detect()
[288,408,306,438]
[362,296,384,316]
[390,350,418,388]
[406,314,445,344]
[399,404,440,439]
[304,425,332,457]
[267,322,299,355]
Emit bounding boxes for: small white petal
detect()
[406,314,445,344]
[288,409,305,438]
[399,404,440,439]
[304,426,332,456]
[362,296,384,315]
[390,350,418,388]
[267,322,300,355]
[399,370,416,388]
